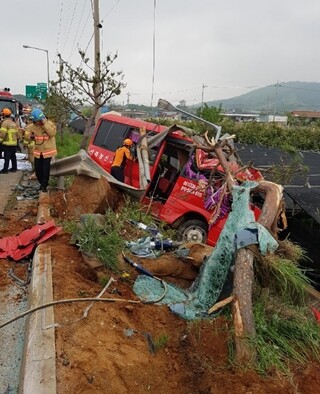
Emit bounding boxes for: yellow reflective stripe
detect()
[2,128,18,145]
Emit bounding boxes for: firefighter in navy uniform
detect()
[111,138,134,183]
[0,108,19,173]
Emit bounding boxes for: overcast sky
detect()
[2,0,320,106]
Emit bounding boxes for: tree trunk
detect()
[232,248,256,365]
[194,138,284,366]
[80,113,96,150]
[232,181,283,366]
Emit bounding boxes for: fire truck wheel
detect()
[178,220,207,244]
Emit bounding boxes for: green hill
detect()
[205,81,320,114]
[14,94,35,105]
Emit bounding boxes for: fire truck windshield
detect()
[0,98,17,115]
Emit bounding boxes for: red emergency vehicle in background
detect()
[88,113,262,246]
[0,88,21,118]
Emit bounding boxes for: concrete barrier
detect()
[19,193,56,393]
[19,244,56,394]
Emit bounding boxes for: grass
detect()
[255,240,312,304]
[225,239,320,376]
[63,197,170,271]
[55,128,82,158]
[250,296,320,375]
[69,215,123,272]
[153,333,169,351]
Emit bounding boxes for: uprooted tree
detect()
[51,50,126,149]
[194,132,286,366]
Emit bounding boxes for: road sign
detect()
[26,85,38,99]
[25,83,47,100]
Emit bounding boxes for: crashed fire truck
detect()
[87,106,268,246]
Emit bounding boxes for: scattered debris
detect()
[0,220,62,261]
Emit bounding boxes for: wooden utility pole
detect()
[127,92,131,106]
[201,83,208,110]
[93,0,101,122]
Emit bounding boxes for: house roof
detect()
[291,111,320,118]
[235,143,320,224]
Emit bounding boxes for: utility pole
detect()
[57,53,63,133]
[126,92,131,106]
[273,81,281,122]
[93,0,102,122]
[201,83,208,111]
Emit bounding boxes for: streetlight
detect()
[23,45,50,94]
[158,98,222,140]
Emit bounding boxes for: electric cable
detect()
[150,0,157,108]
[56,0,64,54]
[0,298,141,330]
[100,0,121,23]
[61,0,79,55]
[67,0,88,61]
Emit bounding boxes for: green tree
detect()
[196,103,223,124]
[43,91,71,136]
[51,50,125,149]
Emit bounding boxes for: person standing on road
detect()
[0,108,19,174]
[111,138,134,183]
[24,109,57,192]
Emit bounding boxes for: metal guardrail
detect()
[51,150,145,199]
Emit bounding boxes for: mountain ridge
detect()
[204,81,320,113]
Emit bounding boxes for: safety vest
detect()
[0,119,19,146]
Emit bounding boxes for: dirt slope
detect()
[1,176,320,393]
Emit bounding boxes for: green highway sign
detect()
[26,83,47,100]
[26,85,37,98]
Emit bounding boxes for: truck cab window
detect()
[93,120,129,152]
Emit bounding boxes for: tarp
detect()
[0,220,62,261]
[133,181,278,320]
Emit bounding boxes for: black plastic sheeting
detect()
[235,143,320,224]
[235,143,320,289]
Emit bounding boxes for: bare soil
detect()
[1,176,320,393]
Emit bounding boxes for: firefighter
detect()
[111,138,134,183]
[0,108,19,174]
[24,109,57,192]
[22,116,36,177]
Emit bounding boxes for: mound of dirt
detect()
[50,175,121,219]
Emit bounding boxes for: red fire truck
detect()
[88,113,261,246]
[0,88,21,118]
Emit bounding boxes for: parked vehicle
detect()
[0,88,23,126]
[88,113,262,246]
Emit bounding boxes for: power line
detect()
[101,0,121,22]
[67,0,88,61]
[76,6,92,47]
[56,0,64,54]
[61,0,79,55]
[150,0,157,108]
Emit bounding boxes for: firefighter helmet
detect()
[123,138,133,146]
[2,108,12,116]
[30,108,45,122]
